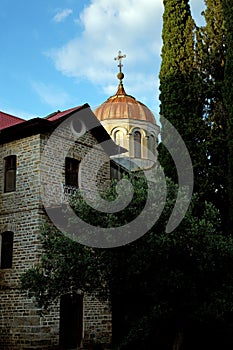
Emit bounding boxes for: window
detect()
[4,155,16,192]
[149,134,155,154]
[114,130,124,147]
[134,131,141,158]
[65,157,80,188]
[0,231,14,269]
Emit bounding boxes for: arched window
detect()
[4,155,16,192]
[134,131,141,158]
[149,134,155,154]
[114,130,123,147]
[0,231,14,269]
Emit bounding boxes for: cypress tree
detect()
[159,0,228,226]
[222,0,233,233]
[159,0,208,199]
[198,0,228,225]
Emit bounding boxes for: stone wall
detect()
[0,134,60,349]
[40,115,111,208]
[0,291,59,350]
[84,294,112,347]
[0,120,112,349]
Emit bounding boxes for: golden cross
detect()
[114,50,126,73]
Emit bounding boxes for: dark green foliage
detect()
[159,0,196,77]
[158,0,209,199]
[21,174,233,349]
[197,0,228,225]
[110,197,233,349]
[20,224,106,311]
[153,0,231,346]
[222,0,233,234]
[159,0,228,227]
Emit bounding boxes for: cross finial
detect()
[114,50,126,73]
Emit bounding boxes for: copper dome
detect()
[94,82,156,125]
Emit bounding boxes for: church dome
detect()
[93,50,159,171]
[94,81,156,125]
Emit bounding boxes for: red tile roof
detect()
[45,106,82,121]
[0,104,125,156]
[0,106,84,132]
[0,111,25,131]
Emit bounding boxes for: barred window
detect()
[65,157,80,188]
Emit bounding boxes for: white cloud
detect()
[53,8,73,23]
[47,0,163,107]
[31,81,72,108]
[47,0,206,111]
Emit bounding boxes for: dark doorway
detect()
[59,293,83,349]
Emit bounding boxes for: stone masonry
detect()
[0,106,115,349]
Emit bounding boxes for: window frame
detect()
[4,155,16,193]
[114,130,124,147]
[65,157,80,188]
[133,130,142,158]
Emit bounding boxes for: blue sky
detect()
[0,0,205,121]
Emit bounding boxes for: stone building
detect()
[0,104,123,350]
[0,52,159,350]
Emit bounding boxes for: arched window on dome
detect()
[114,130,124,148]
[148,134,155,155]
[134,131,141,158]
